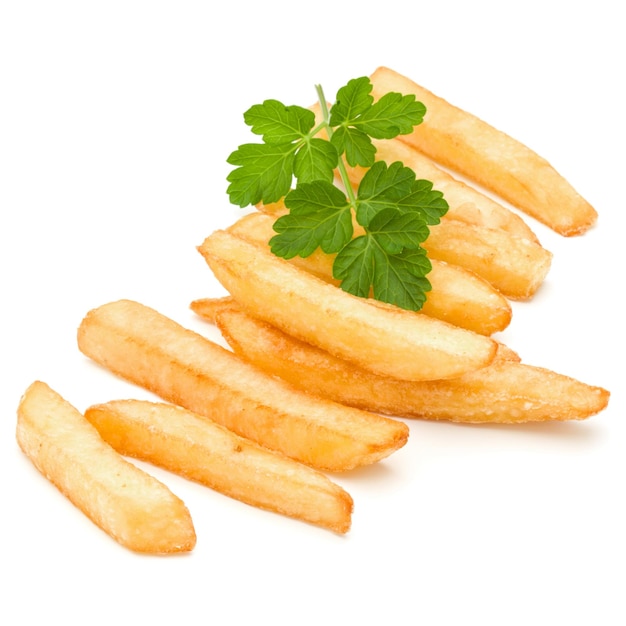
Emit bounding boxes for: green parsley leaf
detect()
[270,181,353,258]
[333,210,432,310]
[354,161,449,229]
[355,160,418,225]
[328,76,427,167]
[293,137,338,184]
[244,100,316,143]
[370,247,432,311]
[329,77,426,138]
[356,91,427,139]
[226,75,447,312]
[227,101,337,206]
[329,77,374,126]
[362,206,431,254]
[329,126,377,168]
[226,142,296,207]
[395,178,449,226]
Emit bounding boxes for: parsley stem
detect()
[314,84,358,209]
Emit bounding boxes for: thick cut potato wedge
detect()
[227,212,511,335]
[77,299,408,472]
[198,229,498,381]
[85,400,353,533]
[370,66,597,236]
[424,218,552,300]
[344,137,539,242]
[258,200,552,300]
[16,381,196,554]
[192,296,520,362]
[214,308,610,424]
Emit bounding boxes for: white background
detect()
[2,2,624,625]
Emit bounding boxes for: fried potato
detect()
[424,218,553,300]
[192,295,520,363]
[228,212,512,335]
[258,199,552,300]
[370,66,598,236]
[198,229,498,381]
[344,137,539,242]
[85,400,353,533]
[77,299,408,472]
[214,307,610,423]
[16,381,196,554]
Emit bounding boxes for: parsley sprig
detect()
[226,76,448,311]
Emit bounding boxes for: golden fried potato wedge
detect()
[193,295,520,362]
[198,229,498,381]
[344,137,539,242]
[370,66,597,236]
[424,218,553,300]
[227,212,511,335]
[258,200,552,300]
[16,381,196,554]
[77,299,408,472]
[215,308,610,423]
[85,400,353,533]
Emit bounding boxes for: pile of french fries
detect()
[16,67,610,554]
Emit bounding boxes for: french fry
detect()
[198,229,498,381]
[370,66,598,236]
[192,295,520,363]
[424,218,553,300]
[85,400,353,533]
[77,299,408,472]
[343,137,539,242]
[258,200,552,300]
[214,307,610,424]
[16,381,196,554]
[227,212,512,335]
